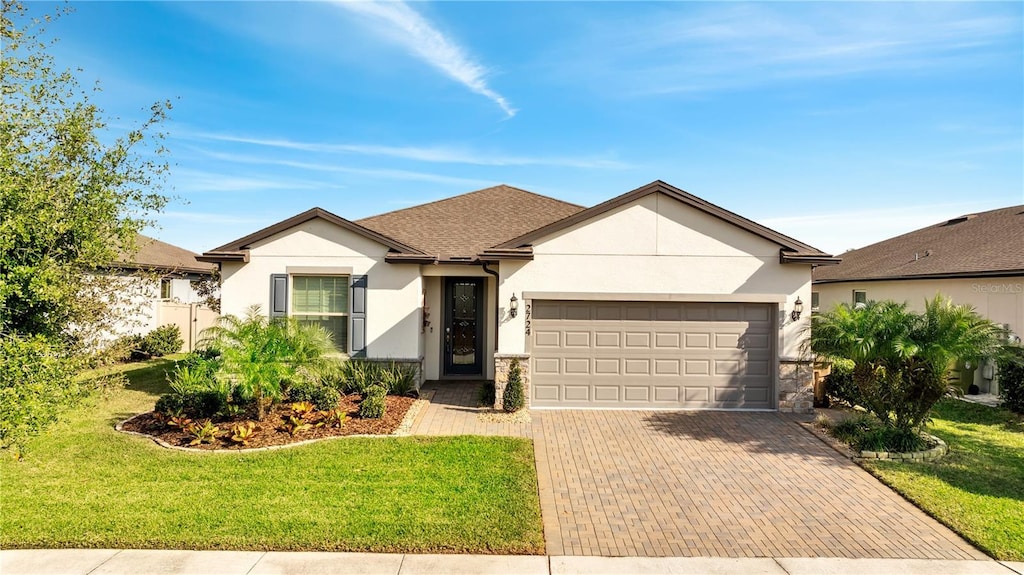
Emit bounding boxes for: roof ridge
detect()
[355,184,581,223]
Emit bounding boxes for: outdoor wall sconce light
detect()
[791,297,804,322]
[509,293,519,318]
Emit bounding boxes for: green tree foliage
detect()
[996,346,1024,414]
[1,1,170,342]
[502,359,525,413]
[0,2,170,455]
[811,295,1002,432]
[200,306,335,420]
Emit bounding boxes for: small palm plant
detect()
[199,306,334,420]
[811,295,1001,434]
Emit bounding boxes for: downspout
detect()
[481,261,500,351]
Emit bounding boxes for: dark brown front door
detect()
[443,277,484,376]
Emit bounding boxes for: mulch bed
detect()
[121,394,415,450]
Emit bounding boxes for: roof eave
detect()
[478,248,535,261]
[780,252,842,266]
[384,253,439,265]
[814,269,1024,284]
[197,251,249,263]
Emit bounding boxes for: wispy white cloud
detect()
[562,4,1020,95]
[160,211,270,225]
[184,132,629,169]
[171,169,342,193]
[333,0,515,117]
[199,149,497,188]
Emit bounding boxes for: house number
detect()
[525,304,532,336]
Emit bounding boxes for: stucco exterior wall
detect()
[497,193,813,360]
[814,276,1024,337]
[219,218,423,359]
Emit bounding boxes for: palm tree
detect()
[811,295,1001,432]
[199,306,334,420]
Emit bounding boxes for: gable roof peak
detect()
[494,179,833,259]
[205,206,423,256]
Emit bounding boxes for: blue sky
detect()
[34,1,1024,255]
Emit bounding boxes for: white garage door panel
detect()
[530,301,775,409]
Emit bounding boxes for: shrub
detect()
[379,361,417,396]
[829,413,926,453]
[182,390,226,419]
[823,365,862,408]
[155,393,186,417]
[829,414,880,445]
[478,380,496,407]
[336,359,417,396]
[811,296,1002,433]
[359,384,387,419]
[199,307,334,420]
[997,346,1024,414]
[0,336,82,456]
[287,379,341,411]
[502,359,525,413]
[140,325,183,357]
[94,335,143,365]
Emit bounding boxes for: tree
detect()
[200,306,334,420]
[1,0,171,344]
[810,295,1002,432]
[0,1,170,455]
[502,358,525,413]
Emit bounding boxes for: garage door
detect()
[530,301,775,409]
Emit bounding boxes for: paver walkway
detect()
[411,383,987,560]
[410,381,532,437]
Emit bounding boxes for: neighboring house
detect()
[813,205,1024,393]
[200,181,838,412]
[108,234,219,351]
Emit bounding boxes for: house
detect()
[107,234,219,351]
[813,205,1024,393]
[200,181,838,412]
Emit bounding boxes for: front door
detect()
[443,277,484,376]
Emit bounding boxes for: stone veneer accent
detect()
[493,353,531,410]
[363,357,424,388]
[778,359,814,413]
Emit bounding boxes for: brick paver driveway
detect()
[532,409,985,559]
[411,384,985,560]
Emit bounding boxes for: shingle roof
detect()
[355,185,584,260]
[813,205,1024,283]
[117,234,216,275]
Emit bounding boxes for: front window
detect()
[160,279,172,300]
[811,292,820,313]
[853,290,867,306]
[291,276,349,352]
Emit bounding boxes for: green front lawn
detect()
[864,398,1024,561]
[1,357,544,553]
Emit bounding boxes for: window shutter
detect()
[270,274,288,318]
[350,275,367,357]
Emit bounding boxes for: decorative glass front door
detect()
[444,278,484,376]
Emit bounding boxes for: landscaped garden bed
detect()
[1,355,545,554]
[121,394,415,450]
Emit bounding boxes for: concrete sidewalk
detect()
[2,550,1023,575]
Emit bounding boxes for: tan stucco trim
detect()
[285,266,354,276]
[522,291,788,303]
